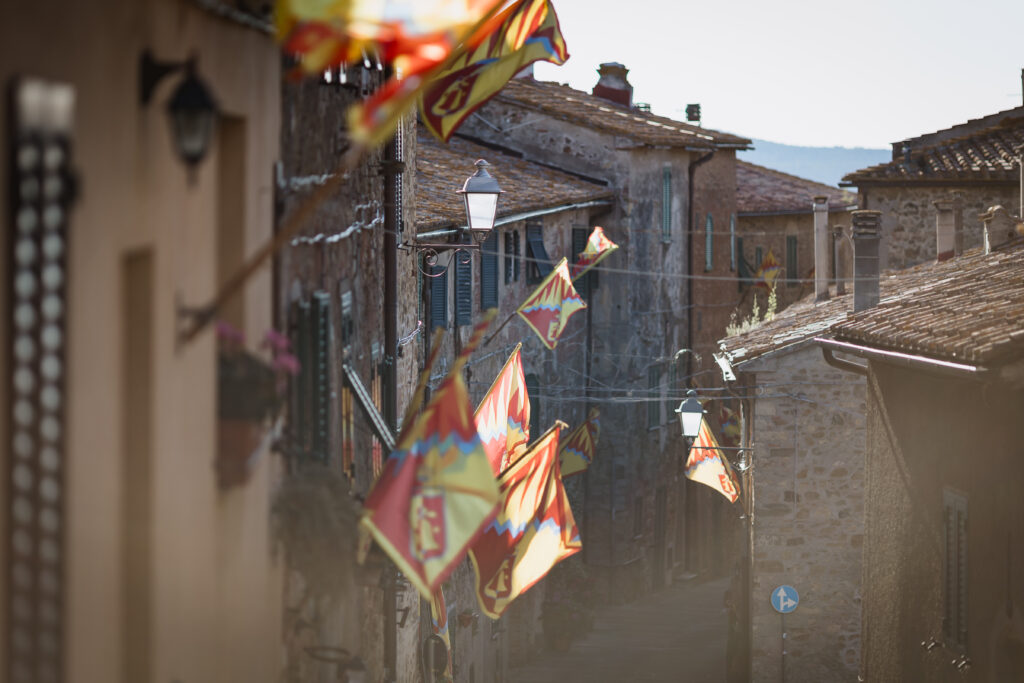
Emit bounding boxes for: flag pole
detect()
[482,310,518,347]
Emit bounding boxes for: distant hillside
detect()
[739,139,890,188]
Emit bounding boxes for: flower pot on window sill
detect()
[217,417,264,488]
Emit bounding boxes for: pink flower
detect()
[215,320,245,345]
[262,328,291,353]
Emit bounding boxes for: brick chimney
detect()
[592,62,632,108]
[932,195,964,261]
[851,210,881,312]
[813,196,830,301]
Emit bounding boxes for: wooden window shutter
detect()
[943,489,969,649]
[661,166,672,243]
[525,222,553,284]
[513,230,521,281]
[572,227,590,300]
[430,265,448,329]
[786,235,798,286]
[455,251,473,326]
[665,362,677,419]
[736,236,750,290]
[481,232,499,309]
[704,213,714,271]
[290,300,312,451]
[310,291,331,461]
[503,232,514,285]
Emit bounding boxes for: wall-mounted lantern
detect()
[139,50,219,171]
[675,389,706,441]
[411,159,504,276]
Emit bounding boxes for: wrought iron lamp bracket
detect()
[414,243,477,278]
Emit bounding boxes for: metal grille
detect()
[6,77,75,683]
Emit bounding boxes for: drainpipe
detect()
[686,150,715,380]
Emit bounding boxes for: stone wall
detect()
[741,343,866,682]
[860,184,1019,270]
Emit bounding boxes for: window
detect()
[525,222,553,284]
[755,246,763,270]
[665,362,677,419]
[729,213,736,271]
[736,236,750,290]
[503,231,514,285]
[648,365,661,428]
[661,166,672,243]
[513,230,521,281]
[944,489,969,649]
[291,292,331,462]
[572,227,591,300]
[786,235,798,287]
[524,373,540,440]
[430,265,448,329]
[481,231,499,309]
[455,250,473,326]
[704,213,713,271]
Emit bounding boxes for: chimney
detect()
[979,205,1018,253]
[813,196,830,301]
[933,194,963,261]
[832,225,850,295]
[851,210,881,312]
[592,62,632,108]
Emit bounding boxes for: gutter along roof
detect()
[736,160,857,215]
[490,78,752,151]
[415,126,614,231]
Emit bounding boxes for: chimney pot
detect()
[851,210,882,312]
[592,62,633,108]
[979,205,1017,253]
[813,196,830,302]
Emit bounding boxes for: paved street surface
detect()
[509,577,729,683]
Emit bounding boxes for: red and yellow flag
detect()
[474,343,531,475]
[755,248,782,290]
[360,310,500,598]
[469,422,581,619]
[570,226,618,281]
[719,404,741,447]
[517,257,586,350]
[558,407,599,477]
[420,0,568,142]
[429,587,453,681]
[685,416,740,504]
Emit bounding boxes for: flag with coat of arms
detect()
[755,248,782,290]
[558,407,600,477]
[517,257,586,350]
[685,413,741,504]
[468,422,581,618]
[474,343,531,474]
[420,0,568,142]
[359,310,500,598]
[570,226,618,281]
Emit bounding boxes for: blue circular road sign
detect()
[771,585,799,614]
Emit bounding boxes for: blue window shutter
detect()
[661,167,672,243]
[310,291,331,462]
[704,213,714,271]
[513,230,521,281]
[786,235,798,286]
[290,300,312,452]
[730,213,736,271]
[503,232,513,285]
[481,232,499,309]
[455,252,473,326]
[430,266,448,329]
[571,227,589,300]
[525,222,553,284]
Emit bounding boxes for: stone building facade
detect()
[843,105,1023,271]
[457,64,751,599]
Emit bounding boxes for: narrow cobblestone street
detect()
[509,577,729,682]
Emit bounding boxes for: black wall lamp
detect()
[139,49,219,170]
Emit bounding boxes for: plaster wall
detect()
[741,344,866,682]
[861,363,1024,682]
[859,185,1019,270]
[0,2,283,681]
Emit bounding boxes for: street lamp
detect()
[675,389,706,440]
[458,159,504,243]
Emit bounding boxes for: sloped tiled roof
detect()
[832,240,1024,365]
[721,240,1024,368]
[491,78,751,150]
[736,160,857,214]
[415,127,613,230]
[843,109,1024,184]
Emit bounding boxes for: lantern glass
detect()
[459,159,502,242]
[675,391,706,438]
[166,71,217,167]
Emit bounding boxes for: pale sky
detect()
[534,0,1024,148]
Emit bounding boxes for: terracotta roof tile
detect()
[415,127,613,231]
[492,78,751,150]
[843,109,1024,184]
[736,160,857,214]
